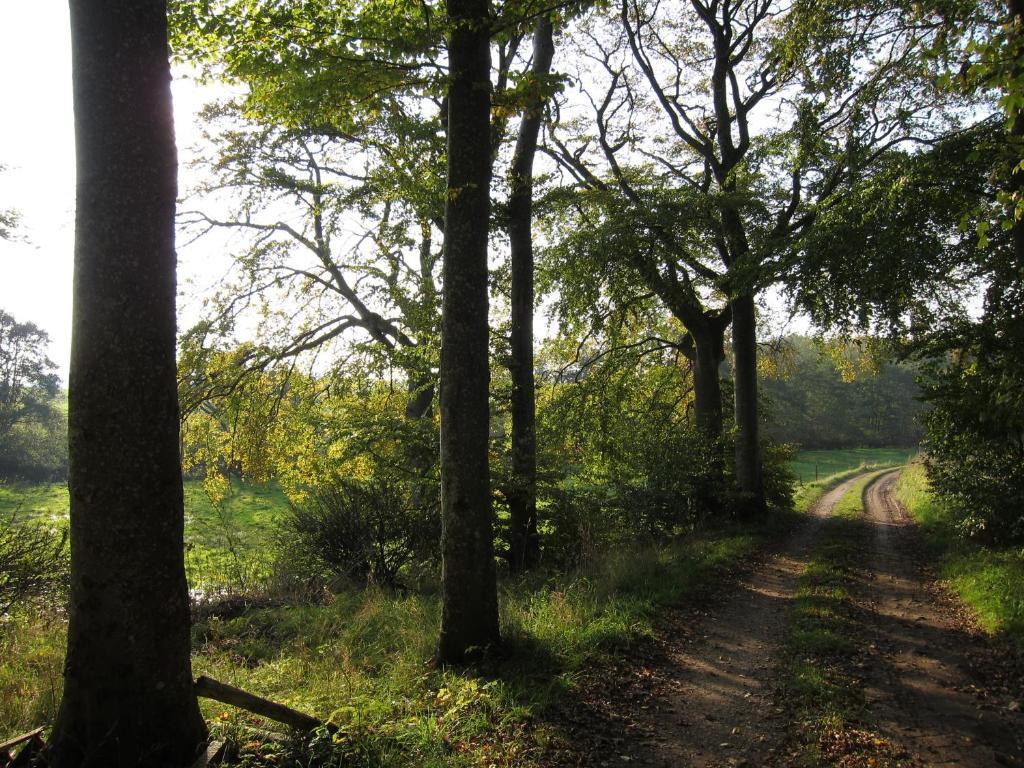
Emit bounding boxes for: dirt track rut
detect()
[853,472,1024,767]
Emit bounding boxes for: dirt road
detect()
[550,471,1024,767]
[853,472,1024,767]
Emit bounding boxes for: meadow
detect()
[789,447,918,485]
[0,479,290,590]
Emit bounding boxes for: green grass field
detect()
[789,447,917,485]
[0,478,291,590]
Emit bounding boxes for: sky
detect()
[0,2,224,383]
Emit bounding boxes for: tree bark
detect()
[437,0,500,663]
[507,17,555,573]
[48,2,207,766]
[687,311,729,438]
[731,293,765,514]
[1009,0,1024,265]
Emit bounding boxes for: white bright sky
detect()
[0,2,227,383]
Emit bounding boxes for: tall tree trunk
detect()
[437,0,500,663]
[1009,0,1024,265]
[405,372,435,509]
[48,2,206,765]
[507,17,554,573]
[731,293,765,514]
[405,373,435,422]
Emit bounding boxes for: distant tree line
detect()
[761,337,923,450]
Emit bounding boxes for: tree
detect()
[0,310,66,482]
[506,16,556,572]
[0,310,59,446]
[436,0,502,663]
[47,1,206,765]
[0,164,18,241]
[549,0,960,512]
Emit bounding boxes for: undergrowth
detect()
[895,463,1024,644]
[1,522,781,763]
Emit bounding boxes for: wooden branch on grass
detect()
[0,728,44,768]
[194,676,325,732]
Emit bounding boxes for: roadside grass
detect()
[782,471,904,767]
[1,465,847,759]
[789,448,917,486]
[1,519,785,761]
[183,527,779,766]
[895,464,1024,644]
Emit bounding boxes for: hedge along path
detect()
[851,471,1024,766]
[570,473,867,767]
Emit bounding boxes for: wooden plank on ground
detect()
[0,730,43,756]
[194,676,323,732]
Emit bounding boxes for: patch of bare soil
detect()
[544,477,864,768]
[851,472,1024,767]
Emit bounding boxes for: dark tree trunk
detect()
[688,317,727,438]
[1010,0,1024,264]
[507,17,554,573]
[405,372,435,508]
[405,373,435,422]
[48,2,207,766]
[436,0,500,663]
[692,337,723,437]
[731,293,765,514]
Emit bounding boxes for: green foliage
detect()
[918,328,1024,542]
[789,122,1000,336]
[277,474,439,588]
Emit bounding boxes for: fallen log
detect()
[194,676,324,732]
[0,729,44,756]
[0,728,44,768]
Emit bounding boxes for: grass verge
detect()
[895,463,1024,644]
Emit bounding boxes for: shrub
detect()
[0,514,68,614]
[276,476,438,589]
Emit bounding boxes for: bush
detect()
[0,515,68,614]
[276,476,439,589]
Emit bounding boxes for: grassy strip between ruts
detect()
[895,463,1024,644]
[780,470,907,767]
[2,515,793,765]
